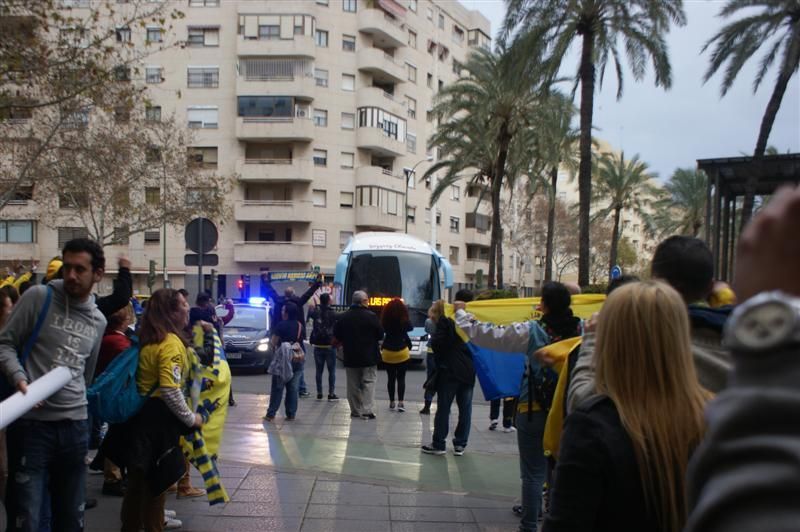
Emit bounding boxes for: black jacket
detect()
[265,281,321,338]
[381,320,412,352]
[308,304,337,346]
[333,305,383,368]
[96,267,132,319]
[431,316,474,385]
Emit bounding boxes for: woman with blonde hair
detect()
[543,281,708,532]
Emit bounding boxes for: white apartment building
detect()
[0,0,498,299]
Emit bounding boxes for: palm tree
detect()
[425,43,548,288]
[592,151,659,281]
[503,0,687,287]
[703,0,800,228]
[651,168,707,237]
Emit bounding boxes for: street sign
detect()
[185,218,218,254]
[611,265,622,280]
[184,254,219,267]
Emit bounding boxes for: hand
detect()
[735,185,800,301]
[118,256,132,270]
[30,258,38,272]
[584,312,600,333]
[225,298,233,305]
[198,321,214,333]
[453,301,466,312]
[193,413,204,428]
[16,380,28,394]
[533,348,557,367]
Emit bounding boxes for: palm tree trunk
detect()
[743,29,800,230]
[490,123,512,290]
[608,207,621,283]
[577,30,595,288]
[545,165,557,281]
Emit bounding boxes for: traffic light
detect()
[236,276,244,291]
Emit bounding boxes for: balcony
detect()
[356,127,405,157]
[463,259,489,276]
[465,227,491,246]
[357,47,405,84]
[355,206,404,232]
[234,200,313,223]
[357,87,406,117]
[355,166,406,193]
[236,75,316,101]
[236,158,314,183]
[237,35,316,58]
[236,117,314,141]
[357,9,406,49]
[0,243,40,258]
[233,241,313,263]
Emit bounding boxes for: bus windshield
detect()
[345,250,439,310]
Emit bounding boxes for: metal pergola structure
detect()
[698,153,800,282]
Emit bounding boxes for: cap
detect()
[45,258,63,281]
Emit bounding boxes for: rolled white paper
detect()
[0,366,73,430]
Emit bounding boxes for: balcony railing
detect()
[243,158,293,165]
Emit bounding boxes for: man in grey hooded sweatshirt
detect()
[0,238,107,532]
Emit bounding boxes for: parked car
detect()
[218,303,271,372]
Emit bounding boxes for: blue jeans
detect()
[6,418,89,532]
[424,353,436,402]
[267,370,301,418]
[432,377,473,450]
[298,362,308,394]
[516,410,547,532]
[314,347,336,395]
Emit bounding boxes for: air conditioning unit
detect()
[296,109,307,118]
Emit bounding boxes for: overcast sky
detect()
[461,0,800,181]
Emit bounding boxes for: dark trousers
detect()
[432,377,474,450]
[120,468,166,532]
[385,360,408,402]
[490,398,518,428]
[423,352,437,403]
[313,347,336,395]
[6,418,88,532]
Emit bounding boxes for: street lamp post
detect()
[403,156,433,234]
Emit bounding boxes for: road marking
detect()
[347,455,422,467]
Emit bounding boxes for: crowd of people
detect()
[2,184,800,531]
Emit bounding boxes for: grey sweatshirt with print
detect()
[0,281,106,421]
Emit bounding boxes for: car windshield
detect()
[345,250,439,310]
[225,306,266,331]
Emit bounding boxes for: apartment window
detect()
[187,67,219,88]
[340,191,354,209]
[343,0,357,13]
[145,105,161,122]
[188,26,219,47]
[341,112,355,129]
[342,74,355,91]
[438,14,444,29]
[407,206,416,224]
[406,96,416,119]
[406,63,417,83]
[187,106,218,129]
[190,0,220,5]
[113,225,130,245]
[436,211,442,225]
[408,30,417,49]
[145,146,162,164]
[342,34,356,52]
[316,0,329,4]
[313,149,328,166]
[357,107,407,141]
[408,0,417,12]
[313,109,328,127]
[449,246,459,265]
[450,216,460,233]
[188,147,218,168]
[258,25,280,40]
[5,187,33,205]
[64,108,89,129]
[341,152,354,168]
[452,25,465,43]
[116,26,131,42]
[452,59,461,75]
[406,169,415,189]
[425,207,431,223]
[451,185,460,201]
[427,73,433,88]
[144,231,161,244]
[312,189,327,207]
[425,176,431,189]
[315,29,329,47]
[113,66,131,82]
[426,7,433,20]
[438,79,444,91]
[61,0,90,7]
[406,133,416,153]
[186,187,213,206]
[146,27,163,43]
[314,68,329,87]
[145,66,163,84]
[57,227,88,248]
[339,231,353,249]
[145,187,161,205]
[0,221,36,243]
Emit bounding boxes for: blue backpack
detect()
[87,339,156,424]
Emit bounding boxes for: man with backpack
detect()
[0,238,107,532]
[308,293,339,401]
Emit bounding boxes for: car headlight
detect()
[256,343,270,352]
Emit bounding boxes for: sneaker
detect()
[503,426,517,433]
[263,415,275,422]
[84,498,98,510]
[512,504,523,517]
[489,419,499,431]
[177,486,206,499]
[228,398,236,407]
[389,401,396,410]
[453,446,465,456]
[421,445,446,456]
[362,413,376,420]
[328,394,339,401]
[350,413,361,418]
[285,416,295,421]
[317,393,323,400]
[299,391,311,398]
[419,406,431,415]
[102,481,125,497]
[164,509,177,518]
[398,403,405,413]
[164,516,183,529]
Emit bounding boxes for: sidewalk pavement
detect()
[85,392,523,532]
